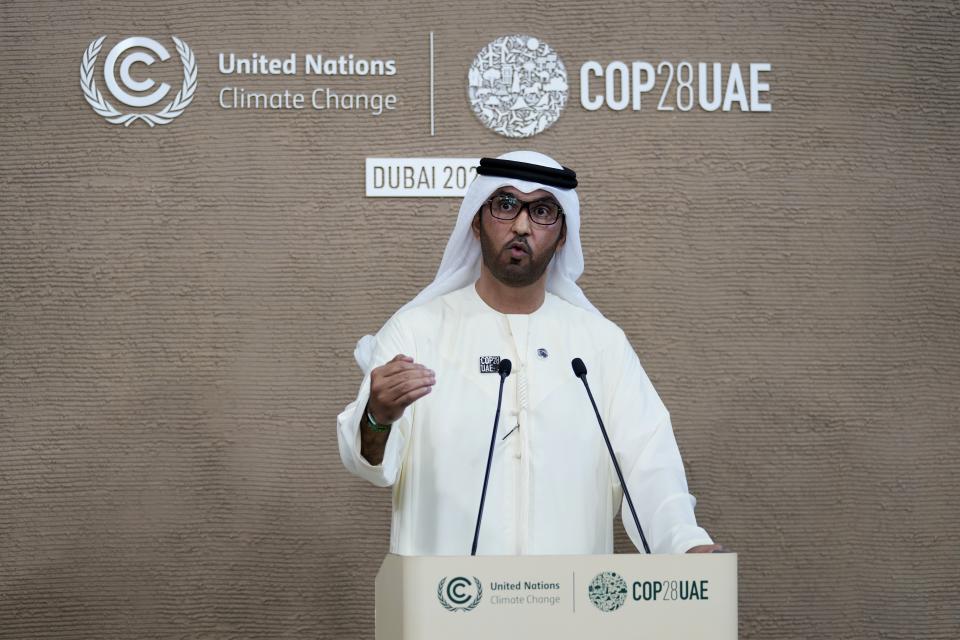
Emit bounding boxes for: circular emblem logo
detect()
[437,576,483,612]
[80,35,197,127]
[587,571,628,612]
[467,34,568,138]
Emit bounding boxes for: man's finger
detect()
[686,543,729,553]
[371,368,428,401]
[394,385,432,407]
[384,369,435,394]
[385,374,435,403]
[379,361,430,379]
[383,353,414,370]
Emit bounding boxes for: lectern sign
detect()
[376,553,737,639]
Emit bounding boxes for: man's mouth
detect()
[508,241,529,257]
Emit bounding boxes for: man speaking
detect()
[337,150,723,555]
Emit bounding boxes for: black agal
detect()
[476,157,578,190]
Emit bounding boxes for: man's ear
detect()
[558,218,567,248]
[471,211,481,239]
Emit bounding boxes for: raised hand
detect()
[367,354,436,425]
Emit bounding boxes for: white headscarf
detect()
[353,150,603,373]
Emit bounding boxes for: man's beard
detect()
[478,218,563,288]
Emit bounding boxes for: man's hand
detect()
[368,354,435,424]
[686,543,730,553]
[359,354,434,466]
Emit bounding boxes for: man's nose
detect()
[511,206,532,235]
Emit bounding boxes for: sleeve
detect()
[336,315,416,487]
[604,332,714,554]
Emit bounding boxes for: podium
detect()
[375,552,737,639]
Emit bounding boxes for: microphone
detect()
[571,357,652,554]
[471,358,512,556]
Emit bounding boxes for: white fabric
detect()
[353,150,599,375]
[337,282,714,555]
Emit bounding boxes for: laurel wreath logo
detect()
[80,35,197,127]
[437,577,483,612]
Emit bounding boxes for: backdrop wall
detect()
[1,1,957,638]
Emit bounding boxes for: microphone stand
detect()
[572,357,651,554]
[471,358,512,556]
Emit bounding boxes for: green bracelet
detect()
[366,409,392,432]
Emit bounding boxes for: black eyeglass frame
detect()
[483,192,565,226]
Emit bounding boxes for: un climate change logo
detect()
[437,576,482,612]
[588,571,628,612]
[80,35,197,127]
[467,34,568,138]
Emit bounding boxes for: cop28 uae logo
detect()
[467,34,568,138]
[588,571,628,612]
[436,576,482,612]
[80,36,197,127]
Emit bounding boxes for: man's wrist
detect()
[365,403,393,432]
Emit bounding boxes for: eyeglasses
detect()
[484,192,564,226]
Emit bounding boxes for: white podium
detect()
[375,553,737,639]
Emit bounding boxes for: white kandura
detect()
[337,282,714,555]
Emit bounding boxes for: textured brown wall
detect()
[2,1,958,638]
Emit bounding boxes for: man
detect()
[337,150,724,555]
